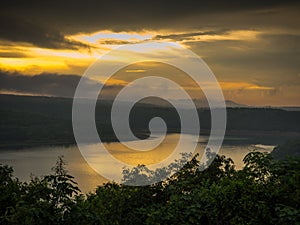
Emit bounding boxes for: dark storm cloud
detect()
[0,71,98,97]
[0,71,125,98]
[0,15,90,49]
[185,32,300,87]
[152,30,229,41]
[0,0,299,47]
[0,51,27,58]
[97,39,139,45]
[196,40,300,73]
[0,71,82,97]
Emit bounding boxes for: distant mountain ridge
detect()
[1,93,300,149]
[118,97,248,108]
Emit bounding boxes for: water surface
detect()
[0,134,276,192]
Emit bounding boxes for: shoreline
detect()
[1,130,300,150]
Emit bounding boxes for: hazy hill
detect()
[1,94,300,149]
[137,97,246,108]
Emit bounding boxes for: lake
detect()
[0,133,279,192]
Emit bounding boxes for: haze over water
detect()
[0,134,275,193]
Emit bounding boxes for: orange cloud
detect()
[219,81,275,91]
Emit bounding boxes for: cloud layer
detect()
[0,1,299,106]
[1,0,299,47]
[0,71,96,97]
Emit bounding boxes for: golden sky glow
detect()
[0,29,265,75]
[0,29,264,73]
[1,26,299,106]
[1,1,299,106]
[0,43,105,74]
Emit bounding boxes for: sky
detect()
[0,0,299,106]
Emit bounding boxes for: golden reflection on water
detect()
[104,134,180,165]
[0,134,275,193]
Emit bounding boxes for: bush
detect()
[0,152,299,225]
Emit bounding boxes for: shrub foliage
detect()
[0,152,299,225]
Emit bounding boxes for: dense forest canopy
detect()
[1,151,299,225]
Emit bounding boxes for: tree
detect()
[1,152,299,225]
